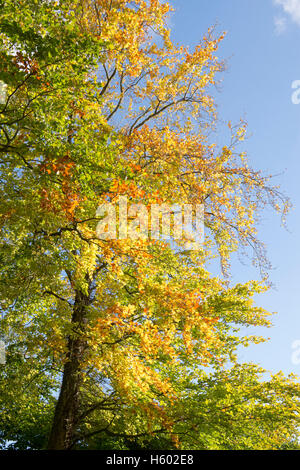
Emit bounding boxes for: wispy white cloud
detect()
[274,15,287,34]
[274,0,300,27]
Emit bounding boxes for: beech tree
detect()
[0,0,299,450]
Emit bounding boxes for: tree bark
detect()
[47,288,89,449]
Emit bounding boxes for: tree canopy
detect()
[0,0,299,450]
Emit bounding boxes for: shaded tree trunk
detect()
[47,289,89,449]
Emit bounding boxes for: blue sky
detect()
[170,0,300,375]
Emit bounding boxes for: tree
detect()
[0,349,56,450]
[0,0,298,450]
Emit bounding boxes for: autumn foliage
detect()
[0,0,299,450]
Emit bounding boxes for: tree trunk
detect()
[47,289,89,449]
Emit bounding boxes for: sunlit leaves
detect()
[0,0,297,450]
